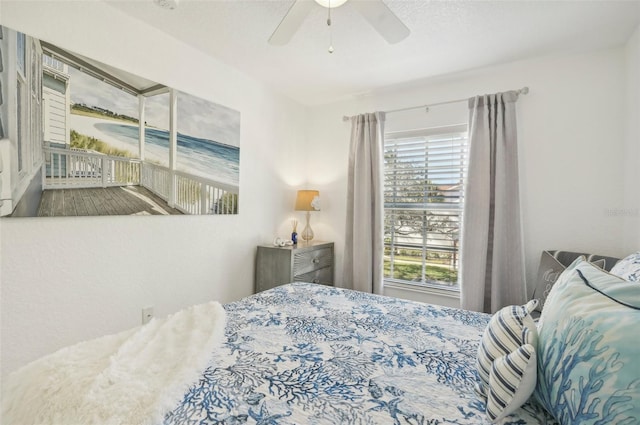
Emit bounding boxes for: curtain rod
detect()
[342,86,529,122]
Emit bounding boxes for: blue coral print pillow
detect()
[535,258,640,424]
[610,251,640,281]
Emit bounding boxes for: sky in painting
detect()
[177,91,240,148]
[68,67,138,118]
[68,67,240,148]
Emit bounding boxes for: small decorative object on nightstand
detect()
[291,219,298,245]
[255,241,334,292]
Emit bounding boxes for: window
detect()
[16,32,27,173]
[384,125,467,290]
[16,32,26,77]
[31,41,43,167]
[16,80,24,172]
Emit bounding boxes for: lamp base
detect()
[301,211,314,241]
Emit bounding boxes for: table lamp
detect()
[295,190,320,241]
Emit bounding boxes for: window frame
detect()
[383,123,468,292]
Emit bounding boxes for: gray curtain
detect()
[343,112,385,294]
[460,91,525,313]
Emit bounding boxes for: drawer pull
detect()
[313,278,320,283]
[312,258,320,264]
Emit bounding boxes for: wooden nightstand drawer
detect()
[255,241,334,293]
[294,266,333,285]
[293,247,332,275]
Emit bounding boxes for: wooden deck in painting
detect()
[37,186,184,216]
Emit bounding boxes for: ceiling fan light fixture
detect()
[314,0,349,9]
[269,0,410,46]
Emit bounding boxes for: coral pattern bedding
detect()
[165,283,553,424]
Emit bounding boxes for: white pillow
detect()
[610,251,640,281]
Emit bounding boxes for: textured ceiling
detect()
[106,0,640,106]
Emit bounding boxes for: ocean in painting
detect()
[95,122,239,186]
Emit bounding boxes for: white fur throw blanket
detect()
[2,301,226,425]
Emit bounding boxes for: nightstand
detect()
[255,241,334,292]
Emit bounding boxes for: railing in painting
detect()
[42,147,140,189]
[42,54,66,72]
[142,162,238,215]
[140,161,170,199]
[42,147,238,215]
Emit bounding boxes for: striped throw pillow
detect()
[486,340,537,422]
[475,299,538,400]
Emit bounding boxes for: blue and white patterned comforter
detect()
[165,283,553,424]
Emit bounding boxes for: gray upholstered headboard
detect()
[545,250,620,272]
[532,250,621,314]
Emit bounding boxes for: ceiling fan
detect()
[268,0,410,46]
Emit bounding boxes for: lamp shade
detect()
[295,190,320,211]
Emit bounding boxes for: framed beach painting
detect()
[0,25,240,217]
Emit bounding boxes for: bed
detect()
[163,282,552,424]
[6,256,639,424]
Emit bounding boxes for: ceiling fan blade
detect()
[351,0,410,44]
[268,0,315,45]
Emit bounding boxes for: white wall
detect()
[307,46,632,304]
[623,26,640,252]
[0,1,308,379]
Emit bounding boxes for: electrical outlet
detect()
[142,306,154,324]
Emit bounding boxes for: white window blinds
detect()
[384,125,468,289]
